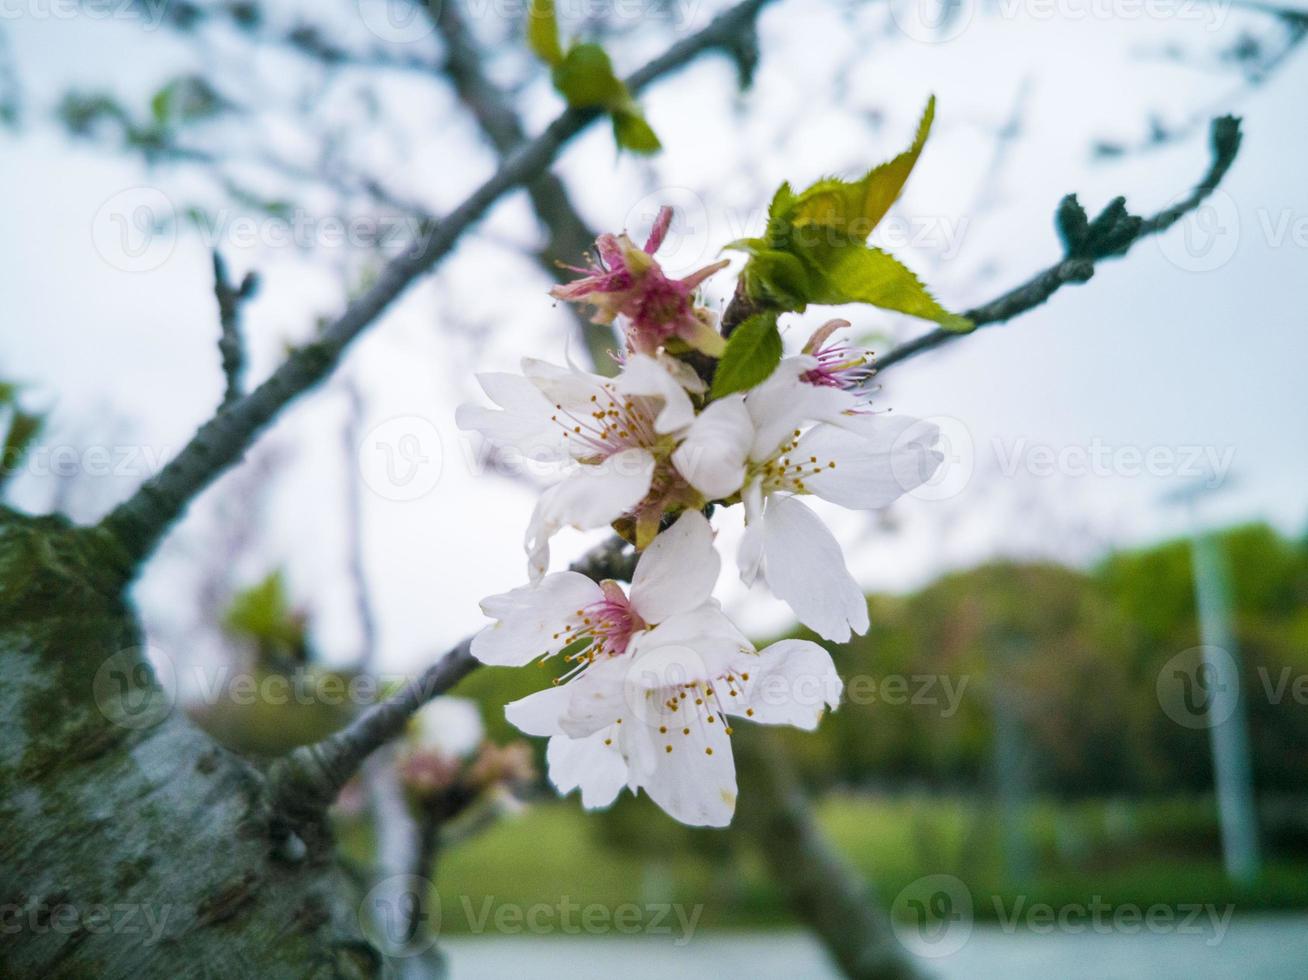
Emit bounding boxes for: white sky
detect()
[2,0,1306,672]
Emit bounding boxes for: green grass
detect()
[344,794,1308,934]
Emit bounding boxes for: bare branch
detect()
[211,251,257,411]
[875,114,1242,373]
[432,0,617,372]
[96,0,776,570]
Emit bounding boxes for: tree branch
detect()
[431,1,618,372]
[874,114,1242,373]
[264,542,635,828]
[211,251,256,411]
[96,0,776,570]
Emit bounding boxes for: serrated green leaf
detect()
[527,0,564,67]
[788,96,936,239]
[741,248,816,310]
[712,312,782,398]
[612,106,660,154]
[551,43,628,109]
[801,242,971,331]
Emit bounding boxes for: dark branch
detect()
[432,0,617,372]
[263,542,636,827]
[96,0,776,569]
[211,252,256,411]
[874,114,1242,373]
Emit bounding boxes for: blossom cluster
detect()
[457,208,943,826]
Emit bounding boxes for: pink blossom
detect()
[552,206,729,357]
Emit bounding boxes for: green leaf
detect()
[1,409,42,487]
[612,106,661,154]
[801,242,971,331]
[551,43,628,109]
[788,96,936,239]
[526,0,564,67]
[712,312,783,398]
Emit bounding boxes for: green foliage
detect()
[223,570,306,661]
[528,6,660,154]
[0,381,45,493]
[729,97,967,330]
[526,0,564,67]
[711,312,782,398]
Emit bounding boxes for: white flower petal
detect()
[626,602,753,681]
[504,684,572,737]
[612,354,696,435]
[473,571,604,666]
[795,416,942,510]
[546,732,627,810]
[672,394,752,501]
[522,356,609,409]
[733,640,842,731]
[525,449,656,580]
[415,697,485,757]
[628,511,720,624]
[639,719,737,828]
[752,494,869,643]
[746,358,859,462]
[455,372,567,461]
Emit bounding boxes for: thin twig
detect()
[96,0,776,569]
[874,114,1242,373]
[211,251,257,411]
[432,0,617,372]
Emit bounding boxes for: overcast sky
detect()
[2,0,1306,672]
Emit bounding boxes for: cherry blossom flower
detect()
[472,511,842,826]
[551,206,730,358]
[457,353,708,578]
[674,359,943,643]
[800,319,876,391]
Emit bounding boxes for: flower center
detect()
[801,341,875,391]
[756,429,839,494]
[550,386,659,461]
[552,581,645,672]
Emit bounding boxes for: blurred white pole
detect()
[1165,477,1260,884]
[1189,519,1261,884]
